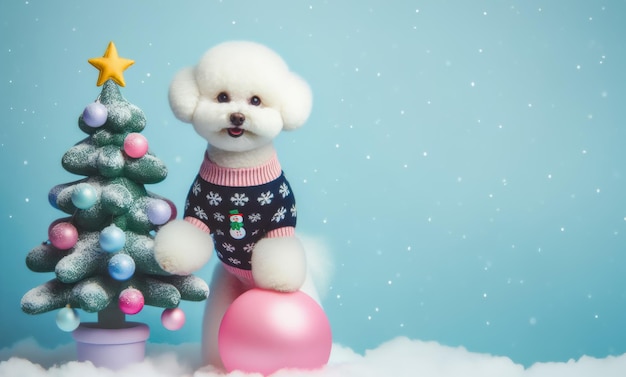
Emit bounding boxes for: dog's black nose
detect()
[230,112,245,126]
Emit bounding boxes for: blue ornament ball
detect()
[56,307,80,332]
[71,183,98,210]
[82,102,108,128]
[147,199,172,225]
[48,185,64,209]
[99,224,126,253]
[108,253,136,281]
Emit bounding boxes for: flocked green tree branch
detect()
[21,48,208,331]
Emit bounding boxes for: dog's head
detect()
[168,41,312,152]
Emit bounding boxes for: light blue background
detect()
[1,0,625,367]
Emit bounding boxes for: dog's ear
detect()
[168,67,200,124]
[280,73,313,131]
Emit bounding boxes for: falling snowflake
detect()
[194,206,208,220]
[206,191,222,206]
[192,181,202,196]
[257,191,274,205]
[228,257,241,265]
[215,229,225,236]
[252,229,260,236]
[243,243,255,253]
[231,193,249,206]
[272,207,287,223]
[185,199,190,211]
[213,212,225,222]
[248,213,261,223]
[222,242,236,253]
[279,183,290,198]
[290,204,297,217]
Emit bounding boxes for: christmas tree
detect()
[20,42,209,332]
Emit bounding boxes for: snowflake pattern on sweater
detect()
[184,173,297,270]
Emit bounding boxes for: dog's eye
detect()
[217,92,230,103]
[249,96,262,106]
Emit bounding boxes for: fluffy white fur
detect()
[168,41,312,156]
[251,236,307,291]
[152,219,214,275]
[154,41,318,370]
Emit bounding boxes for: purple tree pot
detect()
[72,322,150,370]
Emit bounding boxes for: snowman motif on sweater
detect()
[228,210,246,240]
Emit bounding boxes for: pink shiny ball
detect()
[218,289,332,375]
[123,133,149,159]
[48,222,78,250]
[161,308,186,331]
[118,287,144,315]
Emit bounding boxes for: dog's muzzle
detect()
[228,112,245,137]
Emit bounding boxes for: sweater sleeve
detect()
[266,226,295,238]
[183,175,212,233]
[184,216,211,233]
[265,175,297,237]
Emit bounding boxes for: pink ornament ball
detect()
[82,102,108,128]
[49,222,78,250]
[161,308,186,331]
[123,133,149,159]
[48,217,71,234]
[118,287,144,315]
[218,289,332,376]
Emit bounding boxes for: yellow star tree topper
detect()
[88,41,134,86]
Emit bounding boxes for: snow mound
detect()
[1,337,625,377]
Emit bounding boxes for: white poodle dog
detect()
[153,41,318,369]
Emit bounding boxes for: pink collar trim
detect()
[199,152,282,187]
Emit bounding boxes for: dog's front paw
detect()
[251,236,306,292]
[153,219,214,275]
